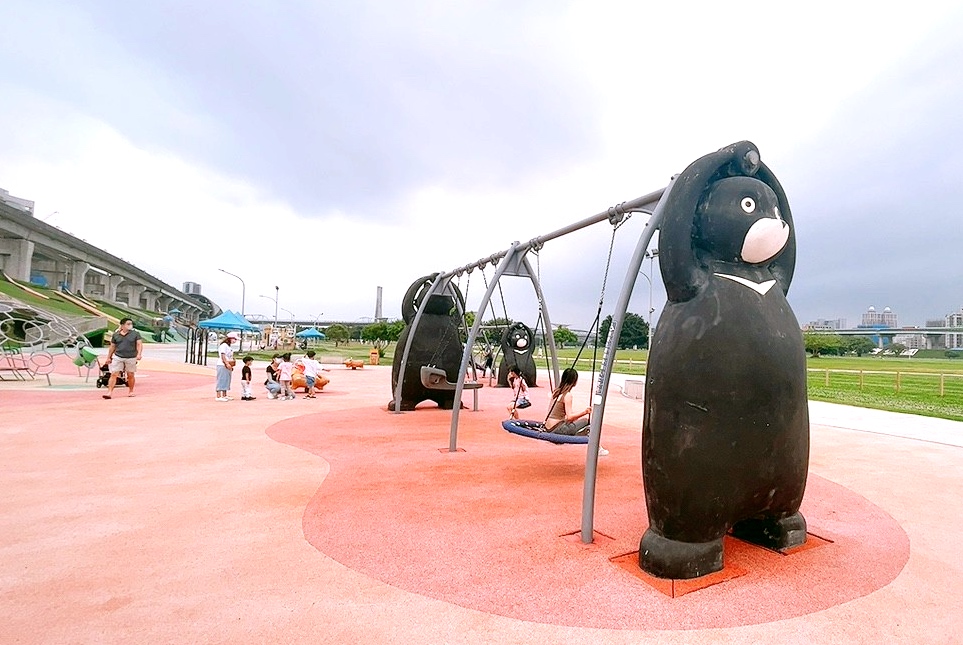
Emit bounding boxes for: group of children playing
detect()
[236,350,328,401]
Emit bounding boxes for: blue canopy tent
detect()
[197,310,260,352]
[294,327,326,339]
[295,327,326,347]
[197,310,259,332]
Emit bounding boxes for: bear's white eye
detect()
[741,197,756,213]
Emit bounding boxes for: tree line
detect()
[328,311,653,353]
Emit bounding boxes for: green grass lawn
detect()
[0,280,92,317]
[806,355,963,421]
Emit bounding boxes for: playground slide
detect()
[1,271,51,300]
[52,290,121,326]
[68,289,100,309]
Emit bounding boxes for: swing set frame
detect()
[392,182,674,543]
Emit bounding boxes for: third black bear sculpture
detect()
[497,322,537,388]
[640,141,809,579]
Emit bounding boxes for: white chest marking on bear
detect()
[714,273,777,295]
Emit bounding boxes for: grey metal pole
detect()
[578,178,675,543]
[449,246,520,450]
[437,189,666,283]
[521,253,560,387]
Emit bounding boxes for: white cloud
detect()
[3,1,962,329]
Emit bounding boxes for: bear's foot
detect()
[639,529,724,579]
[731,511,807,551]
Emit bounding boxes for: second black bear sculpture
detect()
[389,275,465,411]
[640,141,809,579]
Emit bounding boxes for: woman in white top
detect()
[215,332,238,401]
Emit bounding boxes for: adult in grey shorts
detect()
[103,317,143,399]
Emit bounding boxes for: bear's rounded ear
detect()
[659,142,760,302]
[755,161,796,293]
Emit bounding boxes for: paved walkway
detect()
[1,344,961,644]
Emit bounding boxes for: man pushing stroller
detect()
[102,317,143,399]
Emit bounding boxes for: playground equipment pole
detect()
[579,178,675,543]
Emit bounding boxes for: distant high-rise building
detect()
[375,286,383,320]
[183,281,202,295]
[946,307,963,350]
[859,305,897,328]
[0,188,34,214]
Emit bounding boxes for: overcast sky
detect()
[2,1,962,330]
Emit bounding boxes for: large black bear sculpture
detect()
[389,276,465,411]
[639,141,809,579]
[497,322,537,388]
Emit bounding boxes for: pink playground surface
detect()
[1,347,961,643]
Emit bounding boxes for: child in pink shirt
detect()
[277,352,296,400]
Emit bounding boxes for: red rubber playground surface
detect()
[2,346,962,643]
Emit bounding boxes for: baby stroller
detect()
[95,356,127,388]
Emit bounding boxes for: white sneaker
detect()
[267,394,276,400]
[598,447,609,456]
[216,397,229,402]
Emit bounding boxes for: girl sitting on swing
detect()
[544,368,592,435]
[507,365,530,419]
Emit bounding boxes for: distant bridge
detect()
[809,327,963,336]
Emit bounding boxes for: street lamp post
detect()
[638,271,653,325]
[281,308,296,340]
[217,268,246,315]
[643,248,659,330]
[218,268,247,350]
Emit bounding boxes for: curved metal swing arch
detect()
[579,179,674,542]
[441,185,670,452]
[394,184,671,544]
[449,246,560,452]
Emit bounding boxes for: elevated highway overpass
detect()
[0,201,210,321]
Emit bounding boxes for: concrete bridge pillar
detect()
[121,284,146,308]
[70,261,90,295]
[0,238,35,282]
[181,305,200,323]
[142,290,160,312]
[106,275,125,302]
[157,296,174,313]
